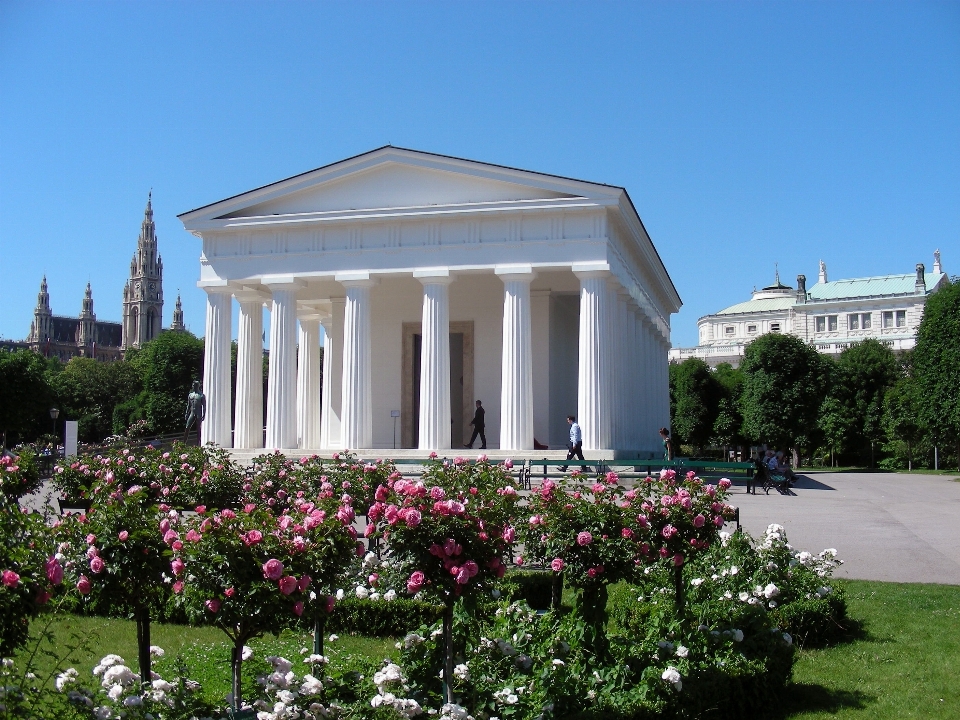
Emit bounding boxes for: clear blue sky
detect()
[1,1,957,348]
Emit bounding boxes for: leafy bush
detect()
[506,570,554,610]
[326,596,444,637]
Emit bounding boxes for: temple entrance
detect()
[402,321,474,449]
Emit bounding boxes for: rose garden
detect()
[3,443,853,720]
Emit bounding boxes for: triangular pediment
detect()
[220,162,579,219]
[181,147,618,224]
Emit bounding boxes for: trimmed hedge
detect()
[325,596,444,636]
[768,586,849,647]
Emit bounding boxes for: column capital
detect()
[336,272,378,288]
[495,264,536,280]
[198,281,234,296]
[262,276,305,289]
[572,262,611,280]
[414,268,455,285]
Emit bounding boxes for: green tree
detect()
[131,331,205,434]
[711,363,746,450]
[49,357,143,442]
[882,368,924,470]
[0,349,54,446]
[912,281,960,469]
[828,339,899,465]
[739,334,827,459]
[668,358,720,453]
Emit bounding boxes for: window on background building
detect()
[747,324,757,334]
[861,313,872,329]
[828,315,838,331]
[896,310,906,327]
[882,311,894,328]
[770,323,781,333]
[725,326,735,335]
[848,314,859,330]
[815,317,826,332]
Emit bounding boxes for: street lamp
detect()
[50,408,59,453]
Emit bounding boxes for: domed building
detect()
[670,252,949,367]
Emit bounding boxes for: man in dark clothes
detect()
[464,400,486,449]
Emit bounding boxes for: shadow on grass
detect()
[772,683,874,718]
[794,615,868,650]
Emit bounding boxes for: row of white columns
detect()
[201,268,670,453]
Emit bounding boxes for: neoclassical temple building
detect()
[180,147,681,455]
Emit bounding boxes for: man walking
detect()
[559,415,584,471]
[464,400,486,449]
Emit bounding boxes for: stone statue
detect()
[184,380,206,441]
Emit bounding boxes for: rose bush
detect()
[0,448,41,499]
[170,495,357,709]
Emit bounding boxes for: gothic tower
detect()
[171,293,185,332]
[77,282,96,354]
[122,192,164,349]
[28,276,53,344]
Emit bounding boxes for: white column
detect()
[201,287,233,447]
[265,282,300,449]
[319,314,335,449]
[660,332,671,433]
[234,296,264,449]
[297,315,322,449]
[625,303,639,451]
[497,267,535,451]
[531,289,552,447]
[415,271,453,451]
[574,269,612,450]
[340,276,376,450]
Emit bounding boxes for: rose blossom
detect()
[293,601,304,617]
[576,531,593,546]
[278,576,298,595]
[263,559,284,580]
[171,558,185,576]
[2,570,19,587]
[89,556,105,574]
[77,575,92,595]
[205,599,221,613]
[118,531,129,542]
[406,571,425,594]
[45,557,63,585]
[244,530,263,546]
[404,509,422,528]
[551,558,565,572]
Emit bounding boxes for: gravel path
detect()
[730,471,960,585]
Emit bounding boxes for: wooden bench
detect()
[751,459,791,494]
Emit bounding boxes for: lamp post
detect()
[50,407,60,457]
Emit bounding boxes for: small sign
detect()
[390,410,401,418]
[64,421,79,457]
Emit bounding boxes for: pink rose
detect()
[298,575,312,592]
[406,571,425,594]
[278,576,298,595]
[186,530,202,543]
[673,554,685,567]
[263,559,284,580]
[45,557,63,585]
[195,505,207,514]
[404,509,422,528]
[577,532,593,546]
[205,599,221,613]
[375,485,390,502]
[163,530,179,546]
[502,526,516,543]
[462,561,479,577]
[718,478,732,489]
[89,556,105,574]
[225,587,236,597]
[325,595,336,613]
[662,524,678,539]
[455,568,471,585]
[504,459,514,469]
[171,558,185,576]
[2,570,19,587]
[85,534,96,545]
[586,568,598,578]
[159,519,171,534]
[244,530,263,546]
[551,558,565,572]
[77,575,92,595]
[293,601,304,617]
[621,527,634,538]
[693,514,706,528]
[118,531,129,542]
[368,573,379,586]
[172,581,184,594]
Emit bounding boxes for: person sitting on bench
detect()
[775,451,797,485]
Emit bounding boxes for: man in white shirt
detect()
[559,415,585,471]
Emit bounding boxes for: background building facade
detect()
[670,252,949,367]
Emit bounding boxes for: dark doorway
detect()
[411,332,464,448]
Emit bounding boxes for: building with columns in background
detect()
[179,147,681,456]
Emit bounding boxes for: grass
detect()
[15,580,960,718]
[779,580,960,719]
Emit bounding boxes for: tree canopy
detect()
[668,358,720,452]
[739,333,827,451]
[0,350,54,445]
[912,281,960,468]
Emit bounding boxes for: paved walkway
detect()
[730,471,960,585]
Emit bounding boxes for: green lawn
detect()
[17,580,960,718]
